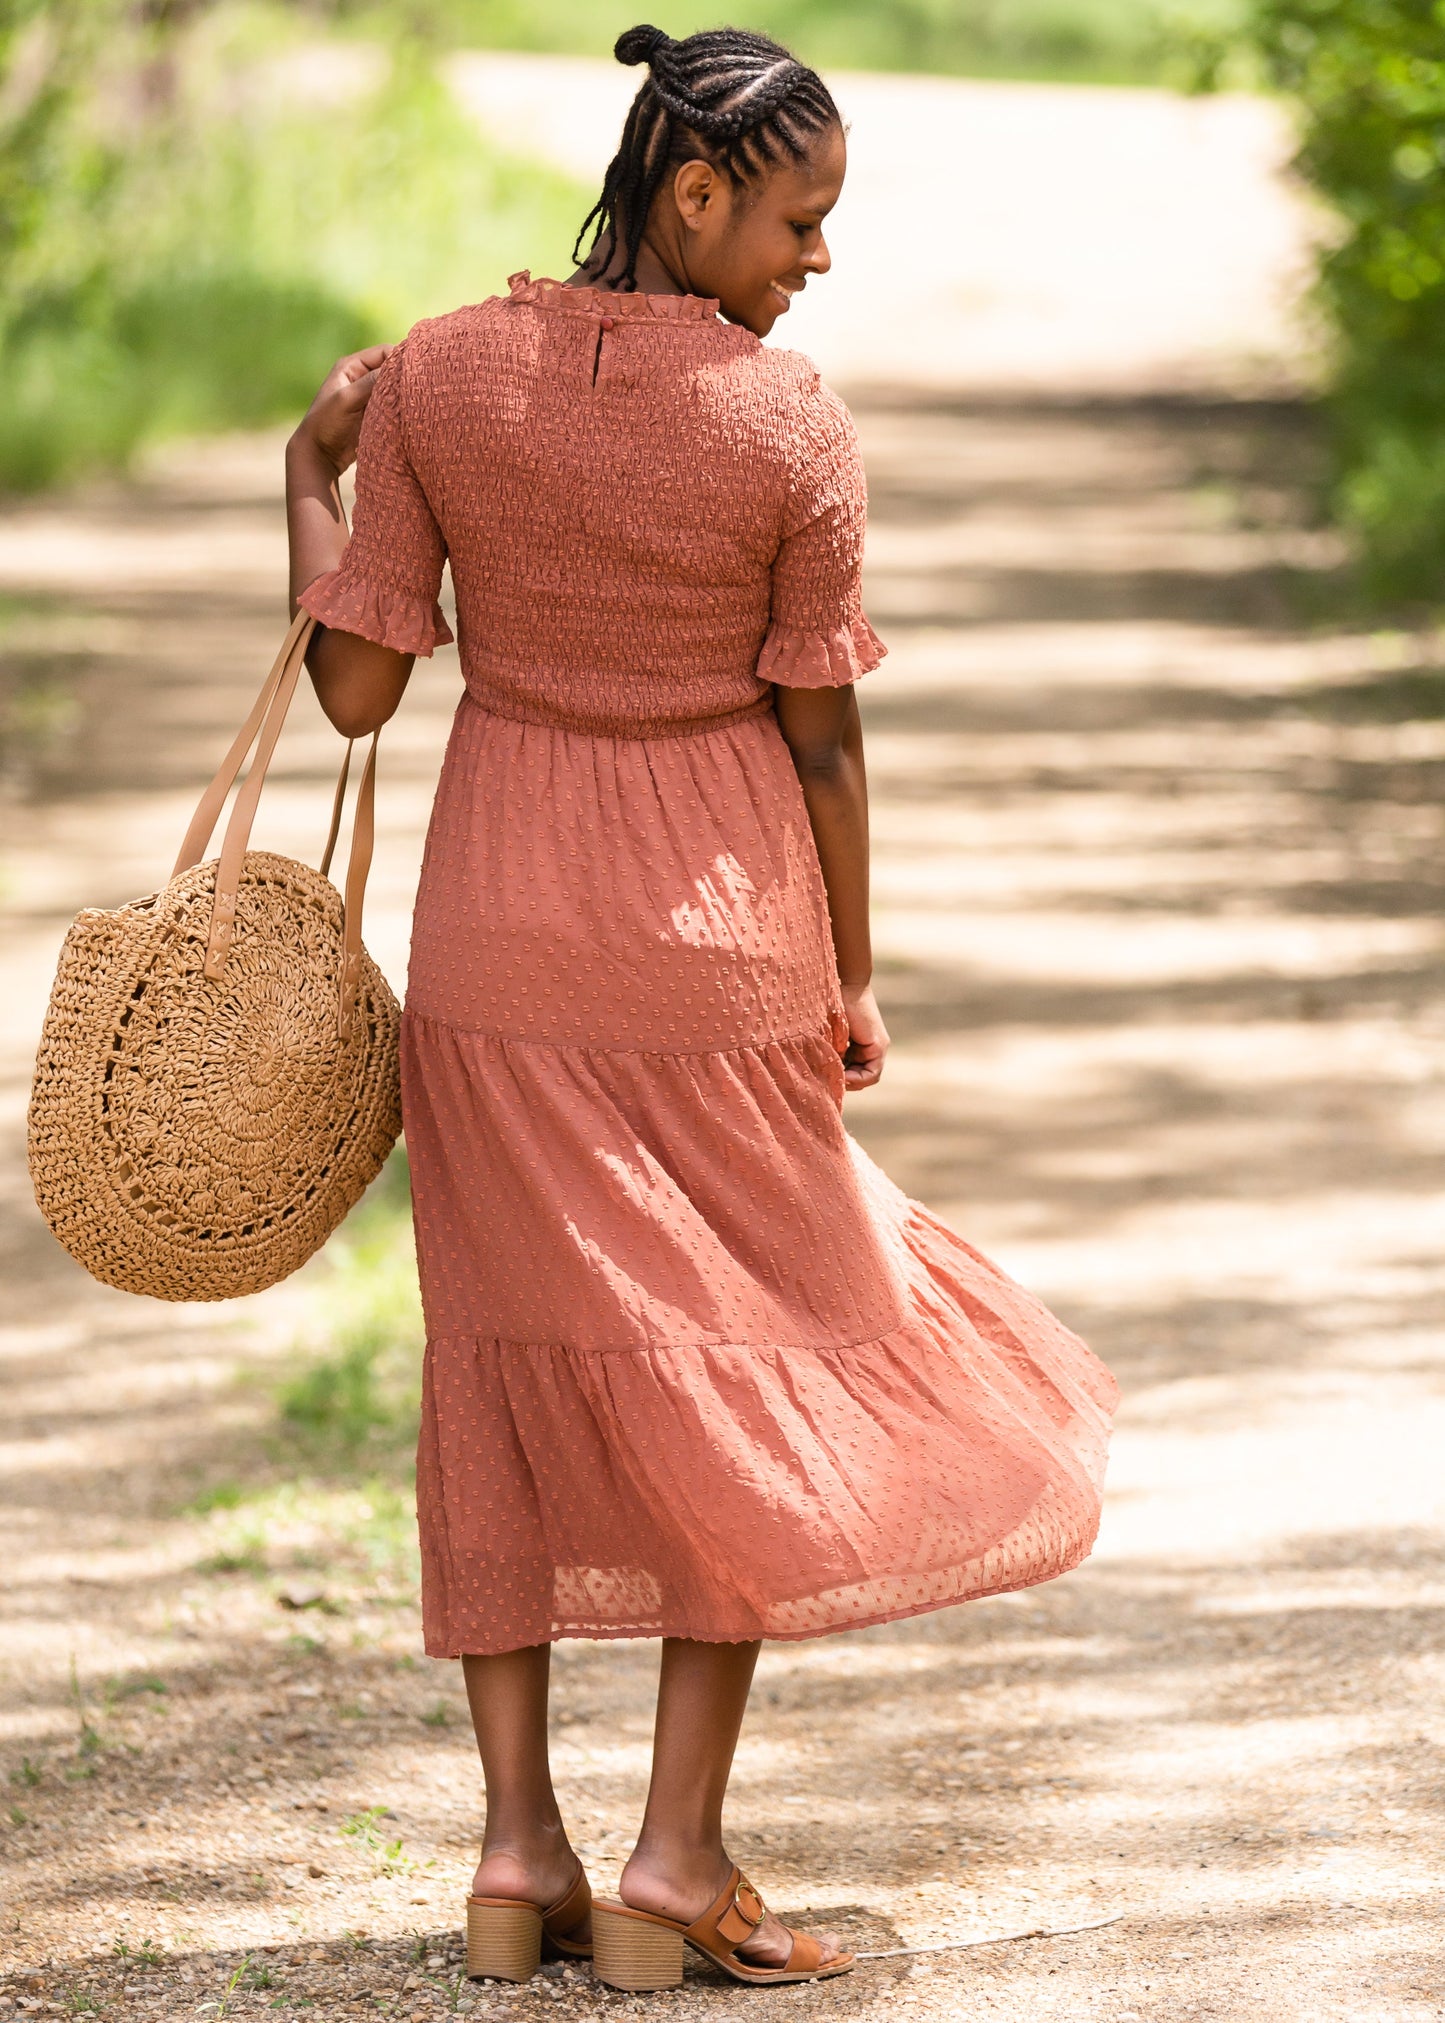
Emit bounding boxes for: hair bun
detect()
[614,23,670,66]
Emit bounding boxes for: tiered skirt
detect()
[402,694,1117,1654]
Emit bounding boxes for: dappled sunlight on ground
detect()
[2,394,1443,2020]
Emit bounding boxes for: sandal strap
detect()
[687,1866,767,1954]
[541,1862,591,1939]
[783,1929,825,1974]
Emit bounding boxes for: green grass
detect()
[112,1937,166,1969]
[104,1674,168,1705]
[193,1479,419,1588]
[278,1146,423,1462]
[340,1804,426,1878]
[172,1146,425,1619]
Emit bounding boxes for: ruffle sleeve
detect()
[756,611,886,689]
[764,374,885,690]
[300,568,453,656]
[299,335,453,659]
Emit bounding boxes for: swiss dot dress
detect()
[301,272,1117,1656]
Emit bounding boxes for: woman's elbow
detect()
[316,690,396,739]
[306,632,411,738]
[784,737,849,783]
[773,682,857,780]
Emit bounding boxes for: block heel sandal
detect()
[465,1861,592,1982]
[591,1865,855,1991]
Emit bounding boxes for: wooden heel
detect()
[592,1904,685,1991]
[465,1899,542,1982]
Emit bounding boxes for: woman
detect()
[286,23,1117,1994]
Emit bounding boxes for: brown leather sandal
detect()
[465,1861,592,1982]
[591,1865,855,1991]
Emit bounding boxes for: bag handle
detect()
[172,608,313,880]
[339,733,379,1032]
[174,610,379,1035]
[318,738,353,881]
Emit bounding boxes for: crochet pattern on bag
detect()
[28,849,401,1301]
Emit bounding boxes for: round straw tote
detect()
[27,610,402,1301]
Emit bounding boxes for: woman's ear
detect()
[672,158,724,235]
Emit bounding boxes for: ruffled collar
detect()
[506,271,719,322]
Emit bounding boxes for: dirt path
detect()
[2,396,1444,2022]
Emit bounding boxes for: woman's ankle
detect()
[619,1833,732,1919]
[472,1816,578,1903]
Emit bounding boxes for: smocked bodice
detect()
[301,271,883,737]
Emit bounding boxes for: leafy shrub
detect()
[0,5,583,490]
[1254,0,1445,600]
[0,273,370,491]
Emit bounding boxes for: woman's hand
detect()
[291,344,394,475]
[839,980,889,1091]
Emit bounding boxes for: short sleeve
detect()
[757,378,886,690]
[298,341,454,657]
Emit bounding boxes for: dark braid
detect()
[572,24,841,292]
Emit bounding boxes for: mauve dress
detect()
[301,272,1118,1657]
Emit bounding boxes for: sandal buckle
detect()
[717,1875,765,1943]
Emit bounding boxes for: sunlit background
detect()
[2,5,1444,2019]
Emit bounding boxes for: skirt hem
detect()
[422,1526,1102,1660]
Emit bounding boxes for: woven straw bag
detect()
[28,610,402,1301]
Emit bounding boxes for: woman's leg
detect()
[620,1638,760,1913]
[618,1639,842,1968]
[463,1645,584,1916]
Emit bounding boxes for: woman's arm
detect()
[774,683,890,1090]
[287,347,415,739]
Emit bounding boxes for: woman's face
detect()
[671,123,846,337]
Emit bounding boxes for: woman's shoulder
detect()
[699,340,856,461]
[393,296,514,374]
[724,338,829,404]
[708,347,854,485]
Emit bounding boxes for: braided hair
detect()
[573,24,841,292]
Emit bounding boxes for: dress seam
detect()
[423,1321,906,1358]
[402,1006,841,1061]
[457,687,775,741]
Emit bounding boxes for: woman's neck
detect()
[570,232,693,298]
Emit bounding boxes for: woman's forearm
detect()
[788,707,872,987]
[285,427,413,738]
[797,764,871,985]
[286,431,350,613]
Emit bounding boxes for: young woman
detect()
[286,23,1116,1993]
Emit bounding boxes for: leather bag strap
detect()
[175,609,379,1035]
[318,739,353,881]
[172,608,312,880]
[200,616,314,981]
[338,733,379,1033]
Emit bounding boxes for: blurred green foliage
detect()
[1255,0,1445,601]
[0,2,583,490]
[0,0,1263,496]
[10,0,1441,606]
[362,0,1254,88]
